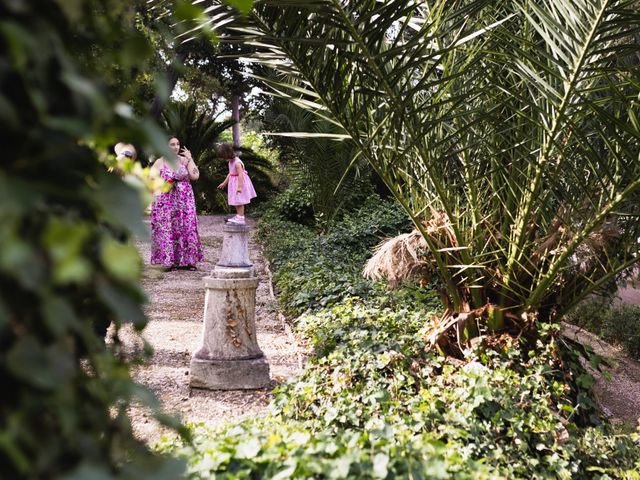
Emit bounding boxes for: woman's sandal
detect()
[186,265,197,271]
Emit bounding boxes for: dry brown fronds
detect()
[363,230,430,288]
[363,209,458,289]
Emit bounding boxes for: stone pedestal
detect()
[190,224,270,390]
[218,224,253,267]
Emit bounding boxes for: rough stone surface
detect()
[218,224,252,267]
[193,273,261,361]
[191,224,270,389]
[190,357,271,390]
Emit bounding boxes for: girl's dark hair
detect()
[167,134,179,142]
[217,143,236,159]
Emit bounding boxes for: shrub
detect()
[161,301,640,479]
[257,195,413,315]
[567,298,640,360]
[157,192,640,479]
[269,182,315,225]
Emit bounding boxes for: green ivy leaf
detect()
[234,438,261,459]
[372,453,390,479]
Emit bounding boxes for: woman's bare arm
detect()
[187,159,199,181]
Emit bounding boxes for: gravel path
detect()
[562,323,640,426]
[124,215,304,444]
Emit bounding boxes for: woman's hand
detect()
[180,147,193,161]
[217,182,226,189]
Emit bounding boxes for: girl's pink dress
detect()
[150,163,203,267]
[228,157,257,206]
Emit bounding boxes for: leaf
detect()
[331,455,352,479]
[271,464,296,480]
[41,219,93,285]
[223,0,253,15]
[100,238,142,282]
[0,94,18,129]
[41,295,80,338]
[234,438,261,459]
[96,277,147,328]
[372,453,390,479]
[53,0,84,23]
[6,337,76,390]
[94,172,147,238]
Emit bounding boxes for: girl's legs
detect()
[228,204,246,224]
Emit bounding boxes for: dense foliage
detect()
[258,195,412,314]
[160,198,640,479]
[262,99,378,227]
[0,0,247,477]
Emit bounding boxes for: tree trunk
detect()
[150,50,186,120]
[231,94,241,146]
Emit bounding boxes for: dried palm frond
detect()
[363,230,430,288]
[364,210,460,288]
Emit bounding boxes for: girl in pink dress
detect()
[217,143,257,225]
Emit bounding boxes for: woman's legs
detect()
[236,204,245,216]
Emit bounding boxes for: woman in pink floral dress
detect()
[150,136,203,271]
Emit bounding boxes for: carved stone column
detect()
[190,224,270,390]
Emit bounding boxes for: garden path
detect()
[123,215,304,444]
[563,319,640,426]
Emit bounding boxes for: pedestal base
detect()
[189,356,271,390]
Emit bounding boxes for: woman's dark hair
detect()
[217,143,236,160]
[167,134,179,142]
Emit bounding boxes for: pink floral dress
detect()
[150,162,203,267]
[228,157,257,206]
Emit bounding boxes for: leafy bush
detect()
[0,1,197,477]
[161,301,640,479]
[258,195,413,315]
[567,298,640,360]
[158,192,639,479]
[268,182,315,225]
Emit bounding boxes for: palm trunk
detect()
[150,50,186,120]
[231,94,241,145]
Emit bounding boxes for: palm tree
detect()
[195,0,640,352]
